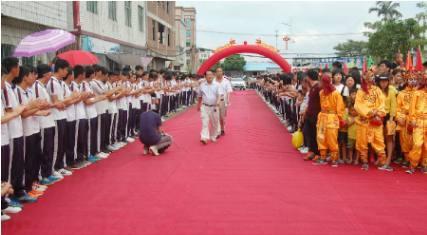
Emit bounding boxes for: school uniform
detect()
[1,100,10,182]
[90,79,109,153]
[2,81,25,196]
[82,80,98,157]
[132,82,142,133]
[106,81,118,147]
[47,76,68,172]
[116,81,128,142]
[33,80,56,179]
[63,82,77,167]
[14,86,42,191]
[73,81,89,163]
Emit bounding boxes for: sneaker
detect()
[200,139,208,145]
[149,146,160,156]
[113,143,123,149]
[211,137,217,143]
[3,206,22,214]
[48,175,62,182]
[303,152,315,161]
[64,166,74,172]
[40,177,53,186]
[421,167,427,174]
[378,165,394,172]
[97,152,109,159]
[361,163,369,171]
[331,161,339,167]
[17,193,37,203]
[32,184,47,192]
[338,159,345,164]
[221,130,225,136]
[82,160,92,167]
[107,145,117,152]
[406,168,415,174]
[401,160,410,168]
[28,190,43,198]
[52,171,64,179]
[1,214,11,221]
[58,168,73,176]
[143,147,149,155]
[87,155,99,163]
[70,162,84,170]
[313,159,327,165]
[7,199,23,208]
[299,147,309,154]
[126,137,135,143]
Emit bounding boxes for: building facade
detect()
[146,1,176,70]
[1,1,73,64]
[174,6,187,72]
[197,47,214,70]
[182,7,197,73]
[78,1,148,69]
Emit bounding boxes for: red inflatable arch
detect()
[197,41,292,76]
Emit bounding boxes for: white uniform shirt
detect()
[115,81,128,110]
[2,81,23,139]
[63,82,76,122]
[33,80,56,129]
[81,81,98,119]
[47,76,67,120]
[71,81,87,120]
[215,77,233,106]
[14,86,40,136]
[1,100,9,146]
[106,81,118,114]
[198,81,220,106]
[90,79,108,114]
[131,83,141,109]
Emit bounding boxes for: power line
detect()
[197,29,364,37]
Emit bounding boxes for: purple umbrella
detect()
[13,29,76,57]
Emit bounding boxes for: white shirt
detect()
[131,83,141,109]
[1,100,9,146]
[2,81,23,139]
[47,76,67,120]
[106,82,118,114]
[334,83,345,95]
[198,81,220,106]
[33,80,56,129]
[215,77,233,106]
[72,81,87,120]
[63,82,76,122]
[115,81,128,110]
[81,81,98,119]
[14,86,40,136]
[90,79,108,114]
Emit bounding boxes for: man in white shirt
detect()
[13,66,51,198]
[197,71,221,144]
[214,68,233,136]
[47,59,73,178]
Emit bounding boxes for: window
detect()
[138,6,144,32]
[87,1,98,14]
[166,2,169,13]
[186,41,191,47]
[125,1,132,27]
[152,20,156,40]
[108,1,117,21]
[158,23,165,44]
[186,30,191,37]
[167,32,170,46]
[1,44,14,61]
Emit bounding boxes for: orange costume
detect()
[396,85,415,159]
[407,87,427,170]
[354,85,387,165]
[316,77,345,162]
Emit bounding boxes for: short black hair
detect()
[164,71,173,81]
[135,65,143,71]
[306,69,319,81]
[74,65,85,78]
[332,61,342,69]
[322,68,331,74]
[13,65,32,85]
[1,57,19,74]
[149,71,158,80]
[63,67,73,81]
[37,64,51,79]
[279,73,292,85]
[204,70,213,76]
[54,58,70,72]
[85,65,95,78]
[93,64,102,73]
[379,60,392,69]
[332,69,344,78]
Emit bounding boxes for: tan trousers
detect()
[201,105,220,141]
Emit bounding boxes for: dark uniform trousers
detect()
[1,145,10,182]
[65,120,77,167]
[54,119,67,171]
[41,127,55,178]
[76,119,88,162]
[89,117,98,156]
[11,136,25,196]
[24,132,42,191]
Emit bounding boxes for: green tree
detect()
[367,19,426,59]
[333,40,368,56]
[369,1,402,21]
[222,54,246,72]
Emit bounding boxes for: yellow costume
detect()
[396,86,415,156]
[317,90,345,161]
[354,85,387,165]
[407,89,427,169]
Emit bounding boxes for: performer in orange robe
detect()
[314,74,345,167]
[406,72,427,174]
[396,72,417,167]
[354,71,387,171]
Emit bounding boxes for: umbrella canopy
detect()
[13,29,76,57]
[57,50,99,67]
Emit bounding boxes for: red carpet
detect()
[3,90,427,235]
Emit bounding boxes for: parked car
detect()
[230,77,246,90]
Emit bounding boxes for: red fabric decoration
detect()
[415,47,423,72]
[321,74,335,95]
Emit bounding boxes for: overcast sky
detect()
[176,1,422,61]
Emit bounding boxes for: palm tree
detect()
[369,1,402,21]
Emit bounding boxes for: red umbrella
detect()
[414,47,423,72]
[57,50,99,67]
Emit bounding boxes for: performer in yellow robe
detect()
[354,71,387,171]
[314,74,345,167]
[406,72,427,174]
[396,72,417,167]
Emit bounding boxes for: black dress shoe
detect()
[200,140,208,145]
[221,130,225,136]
